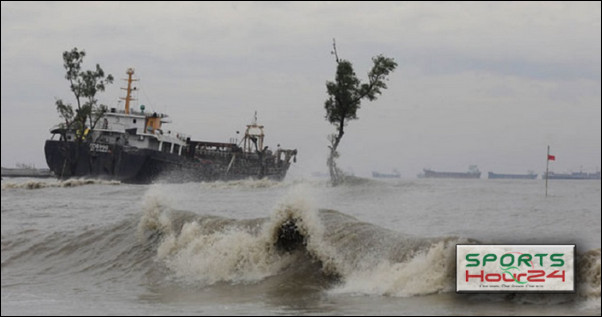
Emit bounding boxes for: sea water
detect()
[1,177,600,315]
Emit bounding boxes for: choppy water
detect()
[1,176,600,315]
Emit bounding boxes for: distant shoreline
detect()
[1,167,55,178]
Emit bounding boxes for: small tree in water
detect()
[324,40,397,186]
[55,48,114,135]
[54,48,113,178]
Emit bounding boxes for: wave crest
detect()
[1,178,120,189]
[136,184,601,303]
[577,248,601,299]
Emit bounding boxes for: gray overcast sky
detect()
[1,1,600,178]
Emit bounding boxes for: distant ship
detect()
[488,171,537,179]
[419,165,481,179]
[372,169,401,178]
[543,171,601,180]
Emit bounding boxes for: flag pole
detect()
[545,145,550,197]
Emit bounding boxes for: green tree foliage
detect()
[55,48,114,136]
[324,40,397,185]
[53,48,114,179]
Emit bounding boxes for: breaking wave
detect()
[1,178,120,190]
[2,183,599,308]
[577,248,601,299]
[137,186,601,302]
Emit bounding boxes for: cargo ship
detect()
[419,165,481,179]
[488,171,537,179]
[44,68,297,184]
[543,171,601,180]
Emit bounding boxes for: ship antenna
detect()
[120,68,138,114]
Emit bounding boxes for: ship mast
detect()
[120,68,138,114]
[243,111,265,153]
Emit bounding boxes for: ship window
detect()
[174,144,180,154]
[133,119,137,124]
[162,143,171,153]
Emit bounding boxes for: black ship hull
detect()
[45,140,290,184]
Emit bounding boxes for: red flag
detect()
[548,154,555,161]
